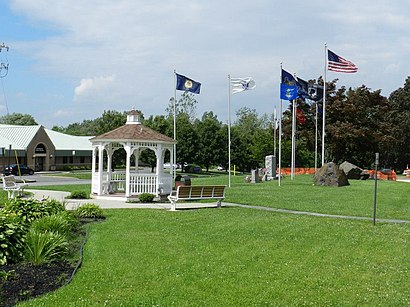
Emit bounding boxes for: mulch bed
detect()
[0,261,75,307]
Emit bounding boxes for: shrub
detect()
[67,191,90,199]
[23,229,69,265]
[31,212,78,236]
[138,193,155,203]
[0,212,26,265]
[75,203,105,219]
[3,198,65,225]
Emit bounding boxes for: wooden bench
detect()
[167,185,226,211]
[2,175,28,199]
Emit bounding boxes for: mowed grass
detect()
[20,208,409,306]
[194,174,410,220]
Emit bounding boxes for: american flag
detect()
[327,49,358,73]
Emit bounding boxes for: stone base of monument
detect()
[313,162,350,187]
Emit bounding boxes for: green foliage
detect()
[0,112,37,125]
[67,190,90,199]
[3,198,65,225]
[0,212,26,265]
[31,212,78,236]
[23,229,69,265]
[138,193,155,203]
[0,198,66,265]
[75,203,105,219]
[0,269,15,281]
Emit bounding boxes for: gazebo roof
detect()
[90,110,176,144]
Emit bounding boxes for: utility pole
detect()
[0,42,9,78]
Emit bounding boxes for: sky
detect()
[0,0,409,129]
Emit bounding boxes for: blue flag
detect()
[176,73,201,94]
[280,83,298,100]
[281,69,298,100]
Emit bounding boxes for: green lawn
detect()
[19,208,409,306]
[13,174,410,305]
[28,173,410,220]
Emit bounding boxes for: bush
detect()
[138,193,155,203]
[0,212,26,265]
[23,229,69,265]
[75,203,105,219]
[3,198,65,225]
[31,212,78,236]
[67,191,90,199]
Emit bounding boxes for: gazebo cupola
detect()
[90,108,176,200]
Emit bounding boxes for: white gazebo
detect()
[90,109,176,200]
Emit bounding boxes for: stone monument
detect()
[265,155,276,180]
[251,169,259,183]
[313,162,349,187]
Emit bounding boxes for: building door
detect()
[35,157,45,171]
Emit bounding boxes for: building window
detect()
[80,156,85,164]
[63,157,67,164]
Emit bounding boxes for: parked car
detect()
[3,164,34,176]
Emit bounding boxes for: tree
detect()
[0,113,37,125]
[386,78,410,170]
[175,113,199,172]
[326,85,391,168]
[52,119,98,136]
[166,92,198,123]
[195,112,224,172]
[94,110,127,135]
[142,115,173,172]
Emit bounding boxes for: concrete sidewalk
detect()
[28,189,222,210]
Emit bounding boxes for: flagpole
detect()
[322,43,327,166]
[273,107,277,157]
[291,99,296,180]
[278,63,283,187]
[173,70,177,180]
[228,74,232,188]
[315,102,318,173]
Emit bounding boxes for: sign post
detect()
[373,153,379,226]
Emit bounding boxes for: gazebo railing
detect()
[94,171,173,196]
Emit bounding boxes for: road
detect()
[21,173,91,186]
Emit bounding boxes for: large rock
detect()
[313,162,350,187]
[339,161,370,180]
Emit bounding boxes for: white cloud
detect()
[74,75,116,102]
[6,0,410,127]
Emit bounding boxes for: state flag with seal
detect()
[176,73,201,94]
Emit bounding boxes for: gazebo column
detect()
[134,149,140,173]
[155,145,163,194]
[98,144,104,195]
[106,145,113,179]
[124,143,132,197]
[91,146,97,194]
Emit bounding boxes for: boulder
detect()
[339,161,362,179]
[313,162,350,187]
[339,161,370,180]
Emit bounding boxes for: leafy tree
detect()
[0,113,37,125]
[195,112,224,171]
[52,119,98,136]
[175,113,199,172]
[326,85,391,168]
[386,78,410,170]
[142,115,173,172]
[94,110,127,135]
[166,92,198,123]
